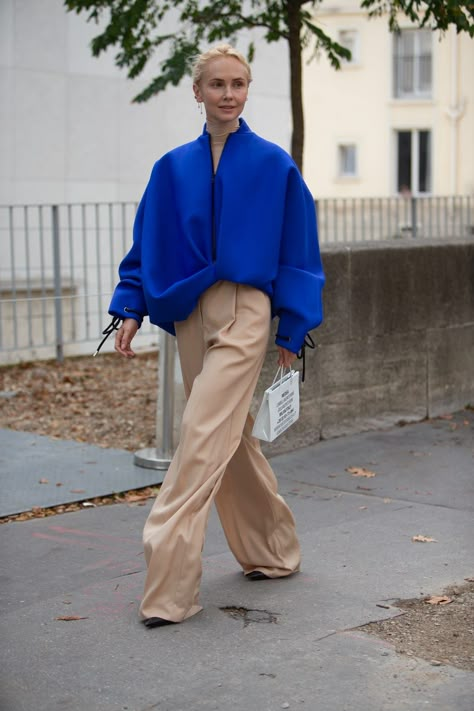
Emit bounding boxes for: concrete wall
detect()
[257,238,474,455]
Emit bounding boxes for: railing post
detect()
[134,330,175,474]
[411,196,418,238]
[52,205,64,362]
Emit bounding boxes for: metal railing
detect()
[1,196,473,363]
[0,202,157,363]
[316,195,473,243]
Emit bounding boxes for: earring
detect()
[197,100,203,115]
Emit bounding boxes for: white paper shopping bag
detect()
[252,367,300,442]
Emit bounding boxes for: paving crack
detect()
[312,630,339,643]
[109,569,143,580]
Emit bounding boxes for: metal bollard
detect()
[134,330,175,474]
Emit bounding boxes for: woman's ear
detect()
[193,84,201,103]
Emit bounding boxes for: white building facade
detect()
[303,1,474,198]
[0,0,290,206]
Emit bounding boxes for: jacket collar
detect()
[201,117,251,136]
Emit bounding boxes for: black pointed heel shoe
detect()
[246,571,271,581]
[142,617,176,628]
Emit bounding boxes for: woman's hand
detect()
[277,346,297,368]
[115,318,139,358]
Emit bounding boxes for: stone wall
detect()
[257,238,474,456]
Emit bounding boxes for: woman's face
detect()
[194,56,249,127]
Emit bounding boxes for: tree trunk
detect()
[287,1,304,173]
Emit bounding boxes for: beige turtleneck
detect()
[206,119,240,172]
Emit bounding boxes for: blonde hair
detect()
[192,44,252,85]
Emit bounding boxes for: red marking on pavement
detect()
[80,557,119,572]
[80,557,144,574]
[47,525,139,544]
[32,532,115,551]
[75,577,144,619]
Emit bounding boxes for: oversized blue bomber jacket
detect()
[109,119,325,353]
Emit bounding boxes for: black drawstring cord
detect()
[297,333,316,383]
[93,316,122,357]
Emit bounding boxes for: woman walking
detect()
[108,44,325,627]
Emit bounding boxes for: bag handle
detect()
[272,365,292,385]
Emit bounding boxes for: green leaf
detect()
[64,0,474,167]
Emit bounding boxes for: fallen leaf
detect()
[464,577,474,583]
[70,489,86,494]
[359,506,368,510]
[425,596,452,605]
[346,467,376,478]
[124,493,151,503]
[13,513,30,521]
[383,498,392,504]
[55,482,63,487]
[55,615,88,621]
[439,414,453,420]
[412,535,437,543]
[38,478,49,484]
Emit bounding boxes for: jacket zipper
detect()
[211,174,216,260]
[208,132,232,263]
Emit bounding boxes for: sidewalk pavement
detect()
[1,410,473,711]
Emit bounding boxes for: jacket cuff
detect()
[275,312,308,353]
[109,306,144,327]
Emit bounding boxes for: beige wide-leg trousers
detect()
[140,281,301,622]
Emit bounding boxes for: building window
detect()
[396,130,431,194]
[393,29,432,98]
[338,144,357,177]
[338,30,359,64]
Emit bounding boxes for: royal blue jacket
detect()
[109,119,325,353]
